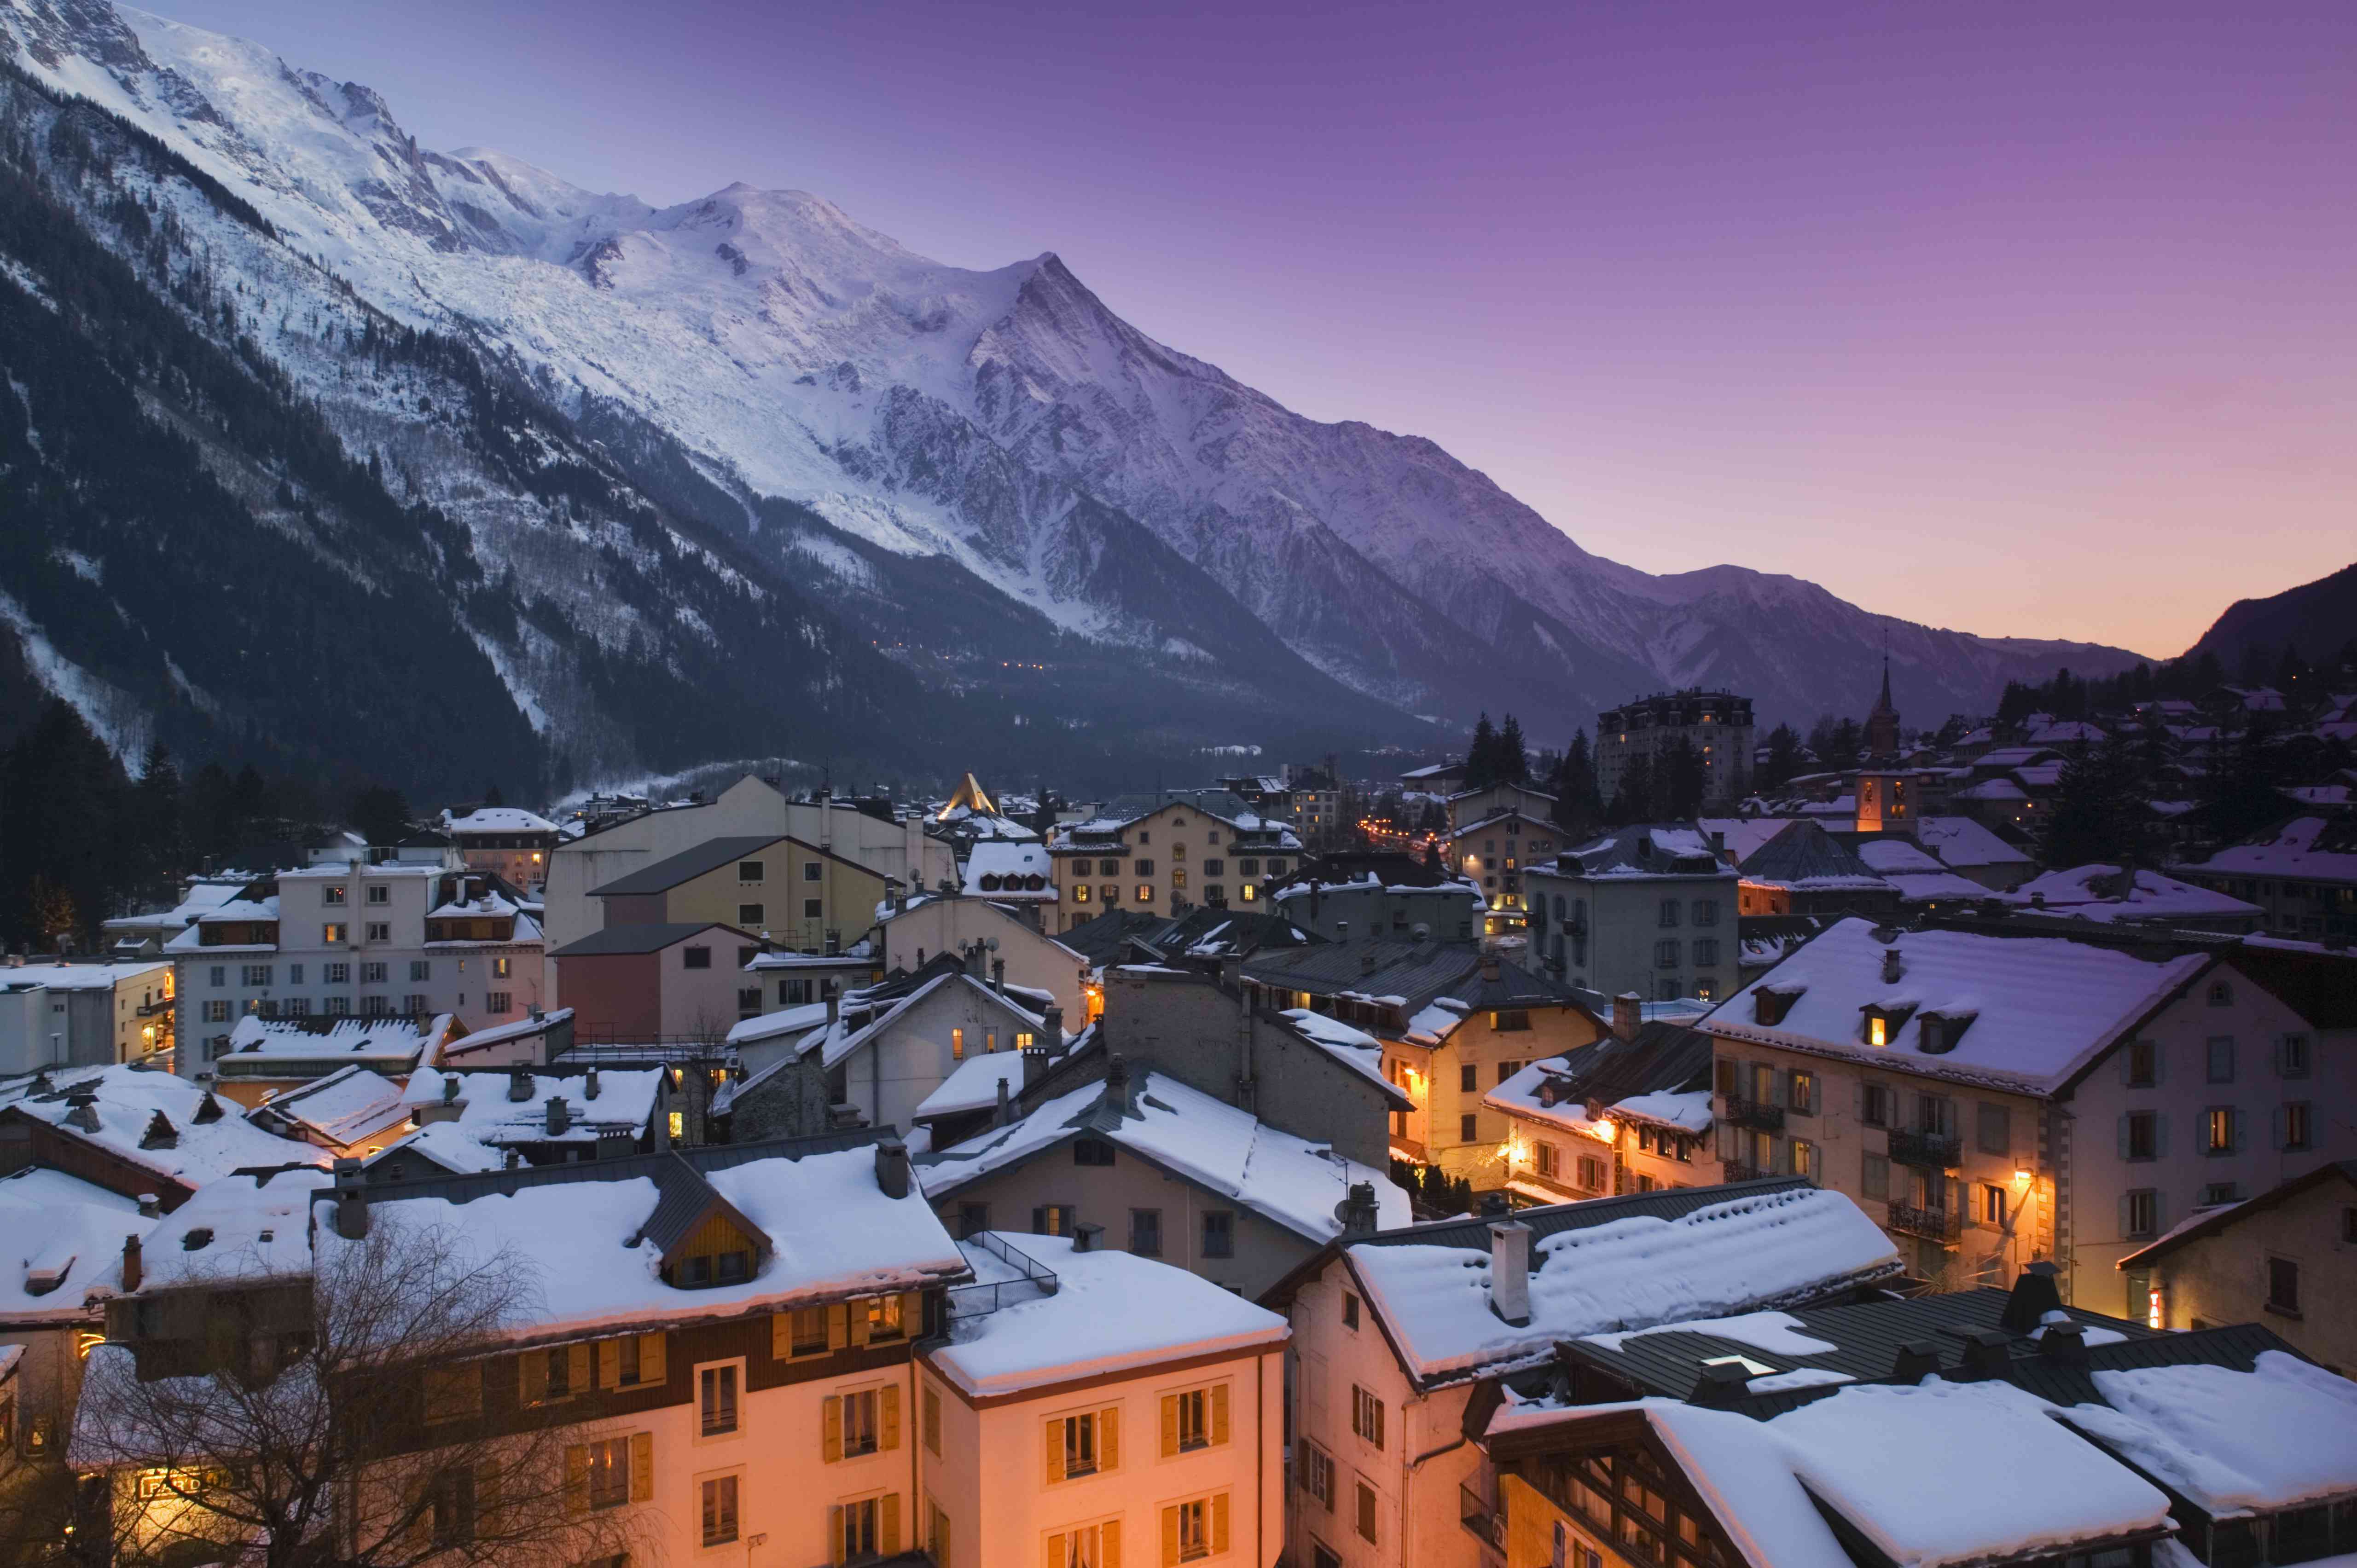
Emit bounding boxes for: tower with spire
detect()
[1865,634,1901,764]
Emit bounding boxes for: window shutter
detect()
[822,1394,843,1463]
[2233,1109,2247,1152]
[881,1493,900,1556]
[2117,1116,2130,1160]
[1046,1417,1066,1484]
[597,1339,620,1390]
[935,1505,952,1568]
[827,1302,850,1350]
[1103,1517,1122,1568]
[1048,1532,1068,1568]
[566,1342,591,1393]
[1100,1405,1120,1470]
[1210,1383,1230,1446]
[830,1505,847,1568]
[1034,1206,1049,1233]
[520,1352,548,1405]
[1211,1492,1231,1555]
[563,1443,587,1515]
[2273,1106,2288,1151]
[1161,1504,1181,1568]
[772,1312,791,1360]
[2117,1193,2132,1237]
[850,1301,872,1349]
[474,1461,502,1538]
[2154,1115,2169,1159]
[924,1385,941,1454]
[2153,1042,2165,1085]
[903,1290,926,1336]
[641,1333,666,1385]
[626,1431,652,1502]
[880,1384,901,1451]
[1161,1394,1180,1458]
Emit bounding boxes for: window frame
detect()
[696,1359,744,1440]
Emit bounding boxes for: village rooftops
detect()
[585,834,895,897]
[437,1007,574,1065]
[213,1013,449,1076]
[0,1166,145,1320]
[398,1064,664,1148]
[960,840,1056,899]
[1312,1179,1899,1386]
[1737,822,1894,893]
[1237,938,1585,1023]
[911,1051,1027,1122]
[443,806,559,835]
[927,1233,1287,1400]
[726,1001,832,1047]
[318,1131,968,1342]
[245,1065,411,1147]
[2,1064,326,1190]
[1553,824,1736,880]
[1912,815,2035,869]
[2172,815,2357,888]
[359,1120,507,1176]
[1487,1020,1715,1137]
[1049,802,1301,852]
[1703,917,2209,1094]
[132,1165,332,1295]
[917,1065,1410,1246]
[794,966,1056,1071]
[1998,865,2265,925]
[0,959,170,992]
[547,920,758,957]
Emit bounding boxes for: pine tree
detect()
[1552,730,1603,836]
[2036,730,2145,870]
[1660,736,1707,820]
[348,784,413,848]
[2200,723,2287,845]
[1759,724,1804,790]
[1608,753,1656,826]
[1464,713,1499,792]
[1497,714,1530,786]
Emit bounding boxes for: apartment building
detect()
[1046,801,1301,932]
[1485,996,1720,1203]
[0,958,174,1074]
[167,862,545,1075]
[442,805,563,893]
[585,833,897,954]
[917,1229,1288,1568]
[1523,826,1741,1006]
[1700,919,2357,1304]
[1594,691,1755,807]
[1263,1182,1897,1568]
[2171,815,2357,942]
[1447,809,1561,934]
[2118,1161,2357,1372]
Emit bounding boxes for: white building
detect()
[0,959,174,1074]
[1522,825,1742,1005]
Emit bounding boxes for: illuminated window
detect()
[1869,1016,1888,1047]
[1136,885,1153,903]
[668,1111,685,1141]
[951,1028,965,1060]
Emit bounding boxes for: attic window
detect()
[1700,1354,1775,1378]
[1754,988,1803,1027]
[182,1228,215,1251]
[1918,1012,1976,1055]
[1861,1004,1916,1048]
[1074,1138,1116,1167]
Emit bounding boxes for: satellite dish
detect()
[986,937,1001,952]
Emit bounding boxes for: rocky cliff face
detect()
[0,0,2142,793]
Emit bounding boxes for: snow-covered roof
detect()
[1913,815,2034,868]
[6,1065,327,1187]
[726,1001,831,1046]
[1277,1007,1405,1099]
[961,840,1056,899]
[1696,817,1800,865]
[1702,918,2204,1094]
[912,1051,1026,1120]
[101,879,250,934]
[1609,1089,1716,1133]
[249,1065,411,1145]
[2000,866,2264,924]
[134,1167,331,1294]
[2028,721,2109,745]
[919,1069,1410,1244]
[321,1142,968,1340]
[2174,817,2357,887]
[438,1008,573,1061]
[2061,1351,2357,1516]
[219,1013,444,1065]
[398,1065,662,1146]
[0,959,170,992]
[0,1166,145,1320]
[1556,823,1733,881]
[443,806,559,835]
[1855,839,1945,875]
[800,972,1049,1071]
[360,1120,508,1175]
[1954,777,2029,802]
[930,1234,1287,1398]
[1881,870,2002,904]
[1349,1184,1898,1382]
[1405,996,1469,1045]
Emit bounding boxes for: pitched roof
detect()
[1552,824,1735,880]
[1237,939,1581,1017]
[248,1065,411,1145]
[588,836,796,896]
[548,921,755,957]
[2116,1161,2357,1268]
[1738,822,1893,891]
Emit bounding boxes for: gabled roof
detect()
[548,921,756,958]
[1238,939,1581,1018]
[1738,822,1893,891]
[1551,824,1734,881]
[587,835,890,897]
[633,1152,774,1267]
[247,1065,411,1145]
[2116,1161,2357,1269]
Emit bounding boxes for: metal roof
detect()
[1737,821,1891,886]
[547,921,753,957]
[589,836,804,896]
[1240,940,1579,1013]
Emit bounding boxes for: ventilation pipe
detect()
[874,1136,910,1200]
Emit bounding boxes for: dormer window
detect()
[1754,988,1804,1027]
[1917,1012,1976,1055]
[1861,1004,1916,1047]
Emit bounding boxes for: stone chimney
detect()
[121,1233,142,1294]
[586,1067,601,1101]
[546,1095,570,1135]
[64,1092,101,1134]
[1336,920,1348,942]
[1488,1220,1532,1327]
[507,1065,533,1102]
[1040,1003,1064,1049]
[1336,1181,1381,1238]
[1881,947,1904,985]
[332,1157,369,1240]
[991,957,1006,996]
[1105,1053,1131,1096]
[1358,949,1377,976]
[994,1076,1013,1128]
[1022,1041,1049,1090]
[1612,992,1643,1042]
[874,1136,910,1200]
[1480,955,1501,983]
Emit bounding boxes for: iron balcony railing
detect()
[946,1232,1060,1317]
[1459,1482,1504,1552]
[1722,1161,1773,1183]
[1722,1095,1785,1132]
[1886,1202,1963,1242]
[1888,1128,1962,1169]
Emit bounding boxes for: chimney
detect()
[992,957,1006,996]
[874,1136,910,1199]
[1022,1039,1050,1089]
[1105,1053,1131,1097]
[1336,1181,1380,1238]
[1999,1261,2066,1333]
[1072,1221,1103,1254]
[1958,1328,2014,1381]
[546,1095,569,1135]
[528,1002,543,1021]
[826,990,841,1024]
[994,1076,1012,1128]
[1040,1003,1063,1048]
[1892,1341,1943,1382]
[507,1065,533,1102]
[586,1067,601,1101]
[2031,890,2046,908]
[121,1233,143,1294]
[1488,1221,1532,1326]
[64,1092,101,1134]
[332,1157,369,1239]
[1687,1361,1752,1407]
[1881,948,1904,985]
[1359,950,1377,976]
[1336,920,1348,941]
[1480,956,1501,982]
[136,1193,160,1219]
[1612,992,1642,1042]
[2040,1322,2090,1365]
[443,1075,460,1105]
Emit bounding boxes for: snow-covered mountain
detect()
[0,0,2142,792]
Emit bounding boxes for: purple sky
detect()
[143,0,2356,657]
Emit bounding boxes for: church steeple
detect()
[1864,629,1901,763]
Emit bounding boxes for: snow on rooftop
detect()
[921,1070,1409,1244]
[928,1234,1286,1398]
[1405,997,1469,1043]
[1581,1309,1837,1357]
[2176,817,2357,886]
[444,806,558,834]
[2001,866,2262,923]
[0,1166,145,1319]
[726,1001,832,1046]
[222,1013,442,1060]
[361,1121,507,1175]
[1914,816,2034,868]
[1608,1089,1716,1134]
[136,1168,331,1293]
[1277,1007,1402,1097]
[1651,827,1713,858]
[256,1065,410,1143]
[2063,1351,2357,1516]
[961,841,1055,897]
[913,1051,1026,1120]
[1705,918,2202,1093]
[398,1065,662,1145]
[1855,839,1945,875]
[440,1008,573,1059]
[0,959,170,991]
[1351,1185,1897,1380]
[10,1065,326,1186]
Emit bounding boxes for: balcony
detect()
[1887,1128,1962,1169]
[1722,1161,1772,1183]
[1459,1483,1504,1553]
[1886,1203,1962,1243]
[1722,1096,1784,1132]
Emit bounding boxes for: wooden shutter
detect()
[1210,1492,1230,1554]
[520,1351,548,1406]
[881,1493,901,1556]
[772,1311,792,1360]
[1048,1531,1068,1568]
[567,1342,592,1394]
[563,1444,587,1515]
[1372,1395,1386,1450]
[1045,1416,1066,1484]
[830,1504,847,1567]
[1102,1517,1120,1568]
[1099,1405,1119,1471]
[639,1332,666,1385]
[1161,1504,1181,1568]
[1210,1383,1229,1446]
[1160,1393,1180,1458]
[850,1299,872,1348]
[597,1339,620,1390]
[823,1394,843,1463]
[933,1503,951,1568]
[628,1432,652,1502]
[828,1302,851,1350]
[880,1384,901,1451]
[902,1290,925,1335]
[924,1385,941,1453]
